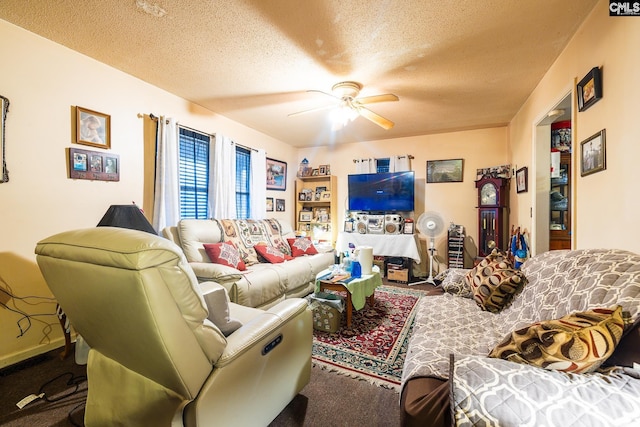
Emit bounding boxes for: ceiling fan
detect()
[289,81,399,130]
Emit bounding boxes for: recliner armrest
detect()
[217,299,309,367]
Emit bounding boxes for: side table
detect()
[316,270,382,328]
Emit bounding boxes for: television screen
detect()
[348,171,415,212]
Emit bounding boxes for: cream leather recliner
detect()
[35,227,312,427]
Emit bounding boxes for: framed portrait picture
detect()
[266,158,287,191]
[427,159,464,183]
[266,197,274,212]
[275,198,285,212]
[76,106,111,149]
[299,211,312,222]
[577,67,603,112]
[344,221,354,232]
[580,129,606,177]
[1,95,9,183]
[516,167,528,193]
[320,191,331,200]
[68,147,119,181]
[319,164,328,175]
[311,168,319,176]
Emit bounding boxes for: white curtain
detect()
[211,134,237,218]
[250,148,267,219]
[152,117,180,231]
[390,154,412,172]
[355,158,374,173]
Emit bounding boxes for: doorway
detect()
[532,93,573,254]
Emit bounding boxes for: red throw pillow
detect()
[254,244,293,263]
[203,242,247,271]
[287,237,318,257]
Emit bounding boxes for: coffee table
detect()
[316,270,382,328]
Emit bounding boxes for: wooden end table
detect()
[317,271,381,328]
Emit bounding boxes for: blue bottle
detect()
[351,260,362,278]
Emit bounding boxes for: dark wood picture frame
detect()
[427,158,464,183]
[266,157,287,191]
[275,198,285,212]
[76,106,111,149]
[68,147,119,181]
[577,67,603,112]
[580,129,606,177]
[516,166,528,193]
[266,197,274,212]
[1,94,9,183]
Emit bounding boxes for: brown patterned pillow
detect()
[489,306,625,373]
[466,250,525,313]
[436,268,473,298]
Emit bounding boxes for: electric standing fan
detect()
[412,211,445,285]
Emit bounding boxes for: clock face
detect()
[480,183,497,205]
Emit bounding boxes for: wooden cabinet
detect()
[295,175,337,246]
[550,152,571,250]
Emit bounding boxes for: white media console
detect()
[335,232,422,264]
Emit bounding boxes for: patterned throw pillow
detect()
[287,237,318,257]
[203,241,247,271]
[465,250,525,313]
[254,244,293,263]
[435,268,473,298]
[489,306,625,373]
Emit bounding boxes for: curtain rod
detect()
[145,113,258,152]
[353,155,414,162]
[147,113,209,137]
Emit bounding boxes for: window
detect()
[235,146,251,219]
[178,128,210,219]
[178,129,251,219]
[376,158,390,173]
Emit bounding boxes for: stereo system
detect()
[348,212,410,235]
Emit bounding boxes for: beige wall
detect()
[509,0,640,254]
[0,20,296,367]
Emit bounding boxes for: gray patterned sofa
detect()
[401,249,640,426]
[163,218,335,309]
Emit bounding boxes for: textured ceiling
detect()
[0,0,597,147]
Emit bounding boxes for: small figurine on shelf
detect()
[298,158,310,177]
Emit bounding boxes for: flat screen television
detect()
[348,171,415,212]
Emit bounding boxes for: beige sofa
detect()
[163,218,335,309]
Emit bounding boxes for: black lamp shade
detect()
[97,205,157,234]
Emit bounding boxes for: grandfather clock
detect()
[475,177,509,257]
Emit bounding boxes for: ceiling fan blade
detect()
[356,94,399,104]
[307,89,341,100]
[357,106,395,130]
[288,104,335,117]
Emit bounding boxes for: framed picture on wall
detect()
[266,158,287,191]
[275,198,285,212]
[427,159,464,183]
[68,147,119,181]
[266,197,274,212]
[76,106,111,149]
[516,167,528,193]
[580,129,606,177]
[577,67,603,112]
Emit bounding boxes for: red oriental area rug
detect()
[312,285,426,391]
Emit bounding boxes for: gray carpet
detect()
[0,280,436,426]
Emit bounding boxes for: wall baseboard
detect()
[0,337,67,369]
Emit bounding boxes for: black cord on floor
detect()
[68,401,86,427]
[36,371,87,426]
[38,372,87,402]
